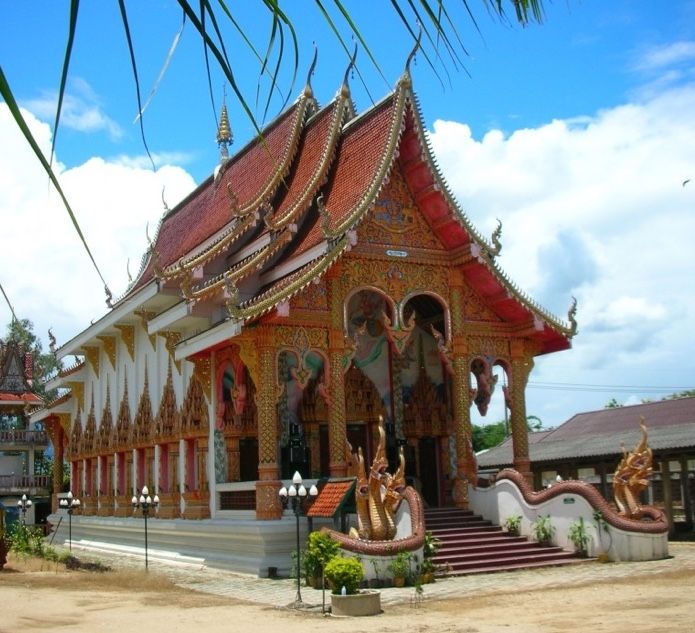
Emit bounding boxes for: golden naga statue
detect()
[346,418,406,541]
[612,417,654,519]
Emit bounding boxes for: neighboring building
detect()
[477,398,695,531]
[32,63,575,537]
[0,337,47,527]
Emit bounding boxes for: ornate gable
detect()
[357,165,445,252]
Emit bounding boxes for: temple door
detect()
[418,437,440,507]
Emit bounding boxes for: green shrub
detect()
[305,530,340,578]
[531,515,555,545]
[568,516,590,555]
[423,531,441,559]
[387,551,411,579]
[503,515,522,536]
[324,556,364,595]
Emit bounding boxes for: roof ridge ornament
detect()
[304,42,318,97]
[567,296,578,337]
[224,272,242,319]
[217,86,233,161]
[488,218,503,258]
[341,43,358,98]
[317,193,332,238]
[402,25,423,86]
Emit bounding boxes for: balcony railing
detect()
[0,429,49,446]
[0,474,51,493]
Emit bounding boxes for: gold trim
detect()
[83,346,100,379]
[96,335,117,369]
[114,324,135,361]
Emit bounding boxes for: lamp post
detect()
[17,494,32,524]
[131,486,159,570]
[279,471,318,605]
[59,491,81,551]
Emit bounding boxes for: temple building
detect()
[33,62,576,554]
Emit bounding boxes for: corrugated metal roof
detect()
[477,398,695,468]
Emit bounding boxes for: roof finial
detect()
[403,24,423,82]
[567,296,578,337]
[217,85,233,161]
[304,42,318,97]
[488,218,503,258]
[341,42,358,97]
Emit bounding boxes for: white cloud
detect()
[24,77,123,140]
[0,104,197,348]
[431,81,695,427]
[635,41,695,72]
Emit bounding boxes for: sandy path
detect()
[2,549,694,633]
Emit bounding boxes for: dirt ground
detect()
[2,551,694,633]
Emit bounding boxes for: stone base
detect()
[331,591,381,617]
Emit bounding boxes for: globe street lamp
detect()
[279,471,318,605]
[131,486,159,570]
[17,494,32,524]
[59,491,81,551]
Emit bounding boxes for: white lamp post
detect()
[131,486,159,569]
[279,471,318,605]
[17,494,32,524]
[59,491,81,551]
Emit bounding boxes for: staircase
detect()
[425,507,586,576]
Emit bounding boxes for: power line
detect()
[528,381,691,394]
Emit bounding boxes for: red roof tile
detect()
[307,479,355,518]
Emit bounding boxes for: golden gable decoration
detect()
[361,166,443,250]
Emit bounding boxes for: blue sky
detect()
[1,1,694,429]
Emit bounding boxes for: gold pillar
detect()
[451,351,472,508]
[255,327,282,520]
[326,266,347,477]
[328,342,348,477]
[510,342,534,486]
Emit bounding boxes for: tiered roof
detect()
[113,67,575,355]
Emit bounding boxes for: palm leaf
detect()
[0,66,110,294]
[50,0,80,169]
[117,0,155,171]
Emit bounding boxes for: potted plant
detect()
[421,531,441,583]
[503,514,522,536]
[325,557,380,617]
[387,551,411,587]
[568,516,590,557]
[532,514,555,546]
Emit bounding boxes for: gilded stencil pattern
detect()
[82,398,96,457]
[509,356,534,459]
[328,350,347,472]
[257,346,277,466]
[359,166,443,250]
[274,325,328,350]
[132,366,153,446]
[450,287,464,335]
[342,258,447,304]
[114,374,131,449]
[468,336,510,361]
[461,285,500,322]
[290,278,328,311]
[192,356,212,402]
[452,355,472,468]
[69,409,82,459]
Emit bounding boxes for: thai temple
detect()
[33,56,589,573]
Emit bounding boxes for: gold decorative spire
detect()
[217,97,233,160]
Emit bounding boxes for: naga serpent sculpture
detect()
[613,417,654,519]
[322,419,425,555]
